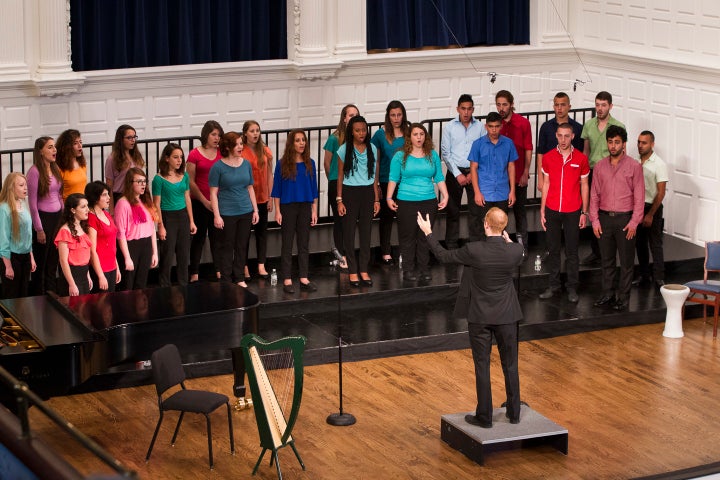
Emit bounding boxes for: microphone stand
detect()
[326,247,356,426]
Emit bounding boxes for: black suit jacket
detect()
[426,234,524,325]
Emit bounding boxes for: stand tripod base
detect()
[326,412,356,426]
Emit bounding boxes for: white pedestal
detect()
[660,284,690,338]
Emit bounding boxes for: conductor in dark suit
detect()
[417,207,524,428]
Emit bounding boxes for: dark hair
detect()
[242,120,270,169]
[554,92,570,101]
[556,122,573,132]
[457,94,473,106]
[343,116,376,180]
[84,180,111,209]
[595,91,613,104]
[333,104,360,145]
[485,112,502,124]
[402,123,434,169]
[61,193,89,238]
[110,124,145,173]
[32,136,63,198]
[383,100,410,144]
[606,125,627,143]
[122,167,153,211]
[200,120,224,147]
[219,132,242,158]
[639,130,655,142]
[158,143,185,176]
[56,129,87,170]
[280,129,313,180]
[495,90,514,104]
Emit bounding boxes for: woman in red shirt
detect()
[241,120,274,280]
[85,181,120,292]
[55,193,93,296]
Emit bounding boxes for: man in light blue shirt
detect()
[441,94,487,245]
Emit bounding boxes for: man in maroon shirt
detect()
[589,125,645,311]
[539,123,590,303]
[496,90,533,257]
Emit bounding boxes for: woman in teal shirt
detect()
[152,143,197,287]
[323,104,359,270]
[387,123,448,282]
[371,100,410,265]
[0,173,36,298]
[337,116,380,287]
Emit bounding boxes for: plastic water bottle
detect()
[398,254,403,269]
[534,255,542,272]
[270,269,278,286]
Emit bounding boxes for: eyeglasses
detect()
[125,135,139,141]
[133,179,147,184]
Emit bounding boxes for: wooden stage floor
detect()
[30,317,720,480]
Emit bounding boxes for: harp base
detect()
[326,412,356,426]
[233,397,254,411]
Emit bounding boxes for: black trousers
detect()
[545,208,581,290]
[58,264,90,296]
[328,181,344,256]
[397,198,437,274]
[158,209,191,286]
[189,199,218,276]
[468,322,520,424]
[280,202,312,280]
[125,236,153,290]
[475,200,509,240]
[342,184,375,275]
[445,169,482,245]
[247,202,269,266]
[30,209,62,295]
[90,268,117,293]
[378,182,396,256]
[215,212,253,283]
[598,211,636,301]
[636,203,664,281]
[512,185,528,237]
[1,252,32,299]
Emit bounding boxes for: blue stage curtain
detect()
[70,0,287,71]
[366,0,529,50]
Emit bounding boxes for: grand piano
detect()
[0,282,259,407]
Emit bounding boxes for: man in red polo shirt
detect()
[496,90,533,257]
[539,123,590,303]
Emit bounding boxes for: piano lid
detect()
[54,282,261,333]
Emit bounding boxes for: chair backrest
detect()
[150,344,187,396]
[705,241,720,280]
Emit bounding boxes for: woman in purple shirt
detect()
[26,136,63,294]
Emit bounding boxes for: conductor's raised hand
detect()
[416,212,432,236]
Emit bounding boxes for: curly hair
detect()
[56,129,87,171]
[219,132,242,158]
[401,123,434,168]
[61,193,89,238]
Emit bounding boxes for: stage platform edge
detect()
[440,406,568,465]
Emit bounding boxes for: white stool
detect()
[660,284,690,338]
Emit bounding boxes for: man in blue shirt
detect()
[441,94,487,246]
[468,112,518,239]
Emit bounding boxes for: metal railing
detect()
[0,108,595,222]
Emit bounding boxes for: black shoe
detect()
[632,276,652,287]
[300,281,317,292]
[580,252,600,266]
[258,272,270,280]
[419,272,432,282]
[539,288,559,299]
[567,289,579,303]
[505,413,520,424]
[655,280,665,289]
[403,271,417,282]
[283,283,295,294]
[613,299,627,311]
[594,294,615,307]
[349,278,360,287]
[381,257,394,266]
[464,414,492,428]
[360,276,373,286]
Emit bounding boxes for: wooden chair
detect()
[684,241,720,337]
[145,344,235,469]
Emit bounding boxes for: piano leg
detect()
[230,347,253,411]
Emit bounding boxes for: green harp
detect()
[240,333,306,479]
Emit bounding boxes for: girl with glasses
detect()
[105,124,145,212]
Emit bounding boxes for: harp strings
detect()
[258,346,295,420]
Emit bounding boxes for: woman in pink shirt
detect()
[187,120,224,282]
[85,181,120,292]
[115,168,158,290]
[27,136,63,294]
[105,124,145,212]
[55,194,93,296]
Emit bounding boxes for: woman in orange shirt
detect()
[56,129,88,200]
[241,120,274,280]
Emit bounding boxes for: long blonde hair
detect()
[0,173,27,241]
